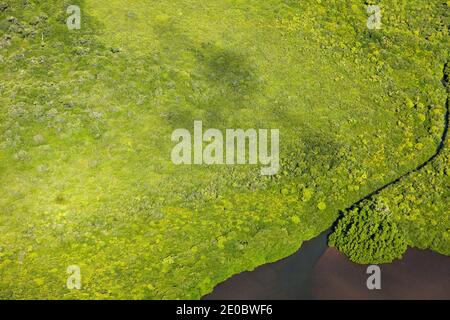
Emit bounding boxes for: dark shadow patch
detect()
[192,42,260,98]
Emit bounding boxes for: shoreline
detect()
[203,229,331,300]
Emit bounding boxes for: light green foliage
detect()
[329,53,449,262]
[0,0,448,299]
[375,133,450,256]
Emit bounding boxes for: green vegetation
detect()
[329,199,409,264]
[330,61,449,263]
[330,139,450,262]
[0,0,448,299]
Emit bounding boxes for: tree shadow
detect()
[150,18,262,128]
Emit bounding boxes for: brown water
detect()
[203,233,450,300]
[203,229,331,300]
[311,247,450,300]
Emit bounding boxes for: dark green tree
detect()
[329,199,408,264]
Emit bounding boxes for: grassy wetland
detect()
[0,0,448,299]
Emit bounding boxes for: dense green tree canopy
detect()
[329,199,408,264]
